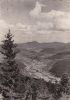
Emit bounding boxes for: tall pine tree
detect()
[0,30,20,99]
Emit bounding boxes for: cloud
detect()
[1,0,70,43]
[0,20,34,43]
[11,21,70,43]
[30,1,70,31]
[0,20,14,29]
[30,1,44,17]
[0,19,14,42]
[42,10,70,31]
[0,19,70,43]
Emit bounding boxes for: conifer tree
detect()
[60,73,69,94]
[0,30,20,99]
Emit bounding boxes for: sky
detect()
[0,0,70,43]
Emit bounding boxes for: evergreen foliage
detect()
[0,30,20,99]
[60,73,69,94]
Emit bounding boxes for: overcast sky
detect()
[0,0,70,43]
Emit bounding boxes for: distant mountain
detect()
[17,42,70,78]
[18,41,67,52]
[48,51,70,60]
[50,59,70,77]
[1,41,70,80]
